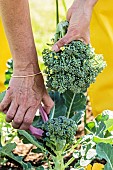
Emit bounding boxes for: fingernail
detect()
[52,44,59,52]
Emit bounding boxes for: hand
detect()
[0,74,54,130]
[52,0,93,52]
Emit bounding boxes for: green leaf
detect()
[0,91,6,103]
[32,115,44,128]
[63,91,86,118]
[72,111,84,125]
[96,143,113,170]
[7,58,13,68]
[86,114,106,137]
[18,130,45,151]
[86,121,95,130]
[93,136,113,144]
[32,148,42,153]
[4,58,13,86]
[105,119,113,132]
[35,166,45,170]
[0,142,16,154]
[0,143,34,170]
[49,91,67,117]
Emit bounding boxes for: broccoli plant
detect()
[43,21,106,93]
[18,106,80,170]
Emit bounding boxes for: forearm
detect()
[0,0,39,75]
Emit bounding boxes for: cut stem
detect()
[56,0,59,26]
[67,93,76,118]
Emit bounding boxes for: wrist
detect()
[13,61,41,76]
[86,0,98,8]
[72,0,94,11]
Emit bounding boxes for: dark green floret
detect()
[42,116,77,151]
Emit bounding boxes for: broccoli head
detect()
[41,116,77,152]
[42,21,106,94]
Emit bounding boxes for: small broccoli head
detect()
[43,40,106,94]
[42,116,77,151]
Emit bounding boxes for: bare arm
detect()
[0,0,39,73]
[53,0,99,51]
[0,0,54,130]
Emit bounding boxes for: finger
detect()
[83,32,90,44]
[77,36,90,45]
[42,91,54,114]
[66,8,72,21]
[39,105,48,122]
[12,106,27,129]
[19,107,37,130]
[52,33,71,52]
[83,37,90,44]
[0,91,11,112]
[6,101,18,123]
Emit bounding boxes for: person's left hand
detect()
[0,74,54,130]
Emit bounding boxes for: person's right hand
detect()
[52,0,93,52]
[0,73,54,130]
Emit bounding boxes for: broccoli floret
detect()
[42,22,106,94]
[42,116,77,152]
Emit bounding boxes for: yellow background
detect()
[0,19,11,92]
[89,0,113,116]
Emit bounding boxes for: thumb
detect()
[66,8,73,21]
[52,33,72,52]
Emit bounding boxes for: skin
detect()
[0,0,54,130]
[52,0,99,52]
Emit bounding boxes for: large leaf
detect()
[0,143,33,170]
[86,111,113,138]
[72,111,85,125]
[49,91,67,117]
[73,134,97,169]
[96,143,113,170]
[63,90,86,118]
[93,136,113,144]
[86,113,107,137]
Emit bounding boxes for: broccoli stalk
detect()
[42,116,77,170]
